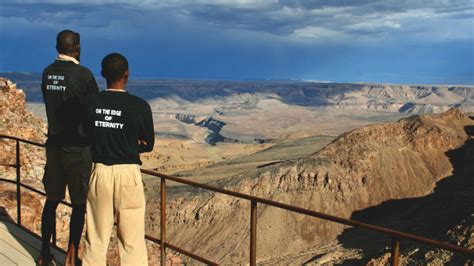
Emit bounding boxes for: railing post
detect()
[160,177,167,266]
[391,237,400,266]
[16,140,21,226]
[250,200,257,266]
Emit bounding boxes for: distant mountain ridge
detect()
[0,72,41,81]
[5,72,473,114]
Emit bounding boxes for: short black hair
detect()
[56,30,80,54]
[101,53,129,83]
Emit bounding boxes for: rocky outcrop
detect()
[337,120,474,265]
[0,78,57,251]
[0,77,46,184]
[0,78,182,265]
[173,113,237,145]
[0,78,71,258]
[146,109,474,264]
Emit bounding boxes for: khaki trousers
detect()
[83,163,148,266]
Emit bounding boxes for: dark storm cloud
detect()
[0,0,472,84]
[1,0,472,41]
[0,2,116,29]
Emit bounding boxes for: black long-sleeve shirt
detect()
[41,60,99,146]
[85,90,155,165]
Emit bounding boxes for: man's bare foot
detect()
[36,253,54,266]
[65,244,76,266]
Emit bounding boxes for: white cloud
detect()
[347,20,401,32]
[291,26,344,40]
[5,0,277,8]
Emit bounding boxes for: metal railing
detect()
[1,134,473,266]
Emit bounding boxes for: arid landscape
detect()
[7,72,474,165]
[1,75,473,264]
[1,0,473,265]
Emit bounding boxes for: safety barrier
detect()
[1,134,473,265]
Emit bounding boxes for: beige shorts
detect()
[42,145,92,205]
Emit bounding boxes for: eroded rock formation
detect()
[146,109,474,264]
[0,77,46,184]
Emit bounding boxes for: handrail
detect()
[1,134,473,266]
[0,134,216,265]
[140,170,474,255]
[0,135,45,147]
[0,177,72,207]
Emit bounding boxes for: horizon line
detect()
[1,71,473,87]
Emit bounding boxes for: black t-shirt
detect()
[41,60,99,146]
[85,90,155,165]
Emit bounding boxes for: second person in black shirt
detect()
[82,53,154,266]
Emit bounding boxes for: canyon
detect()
[1,75,473,264]
[144,108,474,264]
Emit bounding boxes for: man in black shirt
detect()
[82,53,154,265]
[39,29,99,265]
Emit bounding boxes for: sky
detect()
[0,0,473,84]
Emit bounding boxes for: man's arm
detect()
[138,102,155,153]
[80,95,94,144]
[78,70,99,143]
[86,70,99,94]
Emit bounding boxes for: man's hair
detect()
[101,53,129,83]
[56,30,80,54]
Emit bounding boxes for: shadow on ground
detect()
[0,206,40,264]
